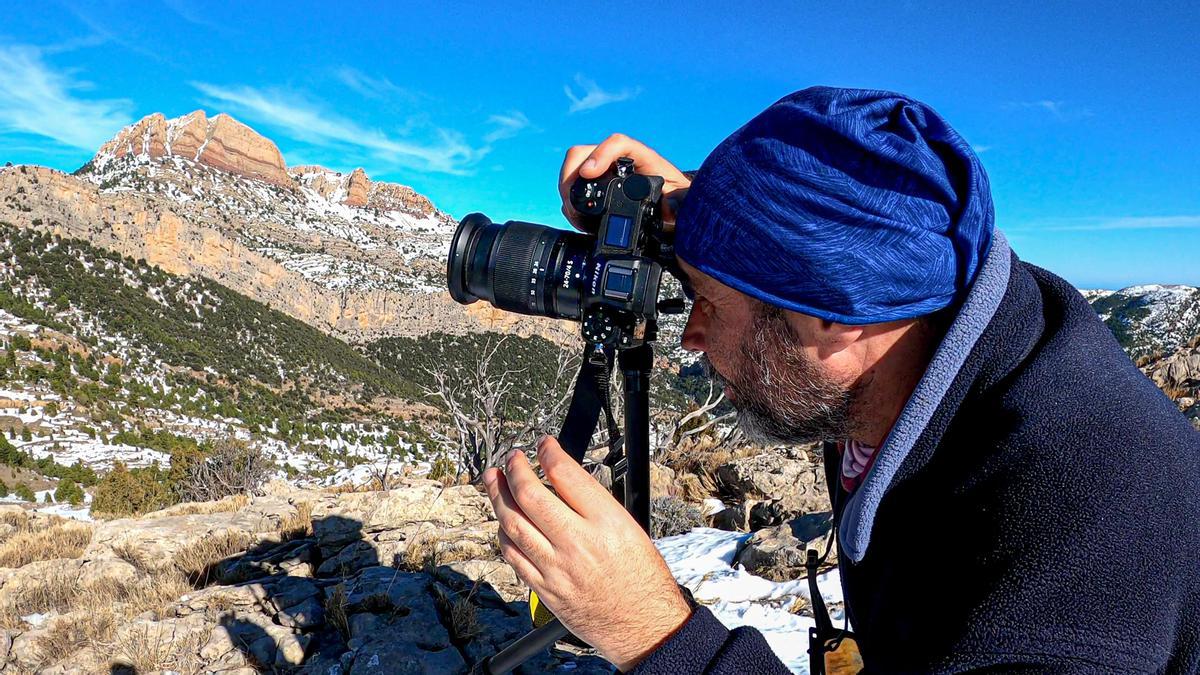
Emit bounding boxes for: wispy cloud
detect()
[1004,99,1093,120]
[333,67,423,102]
[0,45,132,150]
[1011,215,1200,233]
[484,111,531,144]
[564,74,641,114]
[161,0,226,32]
[972,144,992,154]
[194,82,527,174]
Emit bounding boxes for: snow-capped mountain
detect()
[0,110,571,344]
[1083,284,1200,360]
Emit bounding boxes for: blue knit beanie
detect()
[675,86,994,325]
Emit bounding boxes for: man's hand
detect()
[482,436,692,672]
[559,134,692,232]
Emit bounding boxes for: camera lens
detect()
[446,213,593,320]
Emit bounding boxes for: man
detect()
[481,87,1200,673]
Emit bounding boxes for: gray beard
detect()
[700,307,853,446]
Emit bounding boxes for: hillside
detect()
[1083,284,1200,360]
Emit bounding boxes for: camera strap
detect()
[558,343,623,469]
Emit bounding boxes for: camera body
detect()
[447,157,682,349]
[569,157,668,347]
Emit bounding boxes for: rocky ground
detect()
[0,438,836,674]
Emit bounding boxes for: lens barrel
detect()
[446,214,593,320]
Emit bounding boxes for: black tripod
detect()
[482,343,654,674]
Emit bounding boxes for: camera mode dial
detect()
[581,306,618,345]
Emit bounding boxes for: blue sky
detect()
[1,1,1197,289]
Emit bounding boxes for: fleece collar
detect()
[837,230,1012,563]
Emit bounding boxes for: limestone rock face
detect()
[345,167,370,207]
[0,484,616,673]
[1142,341,1200,394]
[716,446,828,520]
[288,164,438,215]
[733,511,835,581]
[95,111,291,187]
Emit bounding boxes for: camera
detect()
[446,157,685,348]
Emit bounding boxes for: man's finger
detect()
[497,528,545,591]
[580,134,647,178]
[559,144,598,227]
[483,468,555,567]
[504,448,582,540]
[536,436,623,521]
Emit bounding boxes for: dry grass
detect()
[0,564,81,627]
[157,494,251,517]
[787,595,811,615]
[112,541,154,575]
[658,436,761,499]
[399,531,485,572]
[22,570,196,666]
[32,599,118,667]
[278,500,313,540]
[0,517,93,568]
[432,579,481,643]
[172,529,256,586]
[109,620,207,674]
[0,508,30,530]
[325,585,351,639]
[28,569,194,662]
[1164,386,1192,401]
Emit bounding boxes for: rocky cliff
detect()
[94,110,291,188]
[0,111,574,345]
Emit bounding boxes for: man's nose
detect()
[681,306,706,353]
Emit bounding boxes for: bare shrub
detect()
[651,495,705,539]
[176,438,273,503]
[421,336,577,481]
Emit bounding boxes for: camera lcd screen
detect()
[605,214,634,249]
[604,266,635,300]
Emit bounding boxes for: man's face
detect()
[677,258,853,445]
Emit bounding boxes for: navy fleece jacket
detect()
[631,235,1200,674]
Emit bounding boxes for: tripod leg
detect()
[486,343,656,672]
[619,343,653,534]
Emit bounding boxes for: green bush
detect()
[13,483,34,502]
[427,453,457,484]
[92,461,171,516]
[54,480,85,506]
[0,479,8,497]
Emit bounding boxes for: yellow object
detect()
[824,635,864,674]
[530,590,556,628]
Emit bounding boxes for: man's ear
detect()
[788,312,865,360]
